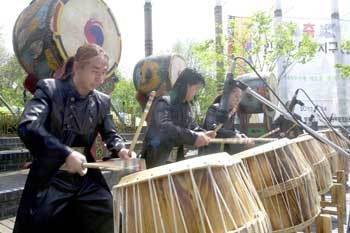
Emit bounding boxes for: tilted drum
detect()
[113,153,271,233]
[236,138,320,232]
[290,135,333,194]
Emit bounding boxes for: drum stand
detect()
[319,171,346,233]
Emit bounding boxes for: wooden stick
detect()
[259,127,280,138]
[286,123,298,134]
[209,137,277,144]
[129,91,156,156]
[82,159,145,171]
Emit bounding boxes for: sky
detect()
[0,0,349,77]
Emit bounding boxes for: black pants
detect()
[31,170,114,233]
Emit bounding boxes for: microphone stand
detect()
[296,87,350,146]
[228,56,350,158]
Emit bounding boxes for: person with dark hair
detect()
[14,43,135,233]
[141,68,216,168]
[200,87,249,155]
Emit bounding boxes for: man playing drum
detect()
[14,43,134,233]
[141,68,216,168]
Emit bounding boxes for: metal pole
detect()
[144,0,153,57]
[215,1,224,92]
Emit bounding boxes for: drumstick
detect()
[82,158,146,171]
[286,123,298,134]
[129,91,156,157]
[210,137,277,144]
[259,128,280,138]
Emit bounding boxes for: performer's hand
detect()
[195,132,211,147]
[205,130,217,138]
[65,151,87,176]
[118,148,135,159]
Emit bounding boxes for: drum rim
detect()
[235,138,295,160]
[288,134,314,144]
[116,153,241,187]
[168,53,186,86]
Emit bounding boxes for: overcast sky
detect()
[1,0,349,77]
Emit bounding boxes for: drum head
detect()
[53,0,121,78]
[133,54,186,95]
[169,54,186,86]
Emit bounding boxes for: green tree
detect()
[110,75,141,130]
[191,11,318,82]
[335,40,350,78]
[0,54,27,109]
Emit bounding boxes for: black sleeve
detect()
[203,105,237,138]
[98,98,125,157]
[156,100,198,146]
[18,80,73,165]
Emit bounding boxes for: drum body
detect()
[236,74,274,114]
[291,135,332,194]
[236,139,320,232]
[113,153,271,233]
[319,129,349,174]
[13,0,121,93]
[133,54,186,100]
[318,134,339,175]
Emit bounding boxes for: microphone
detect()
[288,89,304,112]
[329,113,334,122]
[216,59,238,124]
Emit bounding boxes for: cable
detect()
[297,88,350,145]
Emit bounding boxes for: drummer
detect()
[199,86,251,155]
[14,43,134,233]
[141,68,216,168]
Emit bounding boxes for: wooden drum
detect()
[319,129,349,173]
[236,138,320,232]
[317,132,339,176]
[13,0,121,93]
[290,135,333,194]
[113,153,271,233]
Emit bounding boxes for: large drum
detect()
[113,153,271,233]
[319,129,349,173]
[290,135,333,194]
[236,72,276,115]
[318,134,339,175]
[13,0,121,93]
[133,54,186,106]
[236,138,320,232]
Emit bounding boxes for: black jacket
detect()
[200,103,243,155]
[141,97,202,168]
[14,77,125,233]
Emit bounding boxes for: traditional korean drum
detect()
[236,138,320,232]
[13,0,121,93]
[133,54,186,107]
[290,135,333,194]
[236,73,275,115]
[113,153,271,233]
[317,132,339,175]
[319,129,349,173]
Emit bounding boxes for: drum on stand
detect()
[317,132,339,176]
[13,0,121,94]
[290,135,333,194]
[319,129,349,174]
[236,138,320,232]
[133,54,186,107]
[113,153,271,233]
